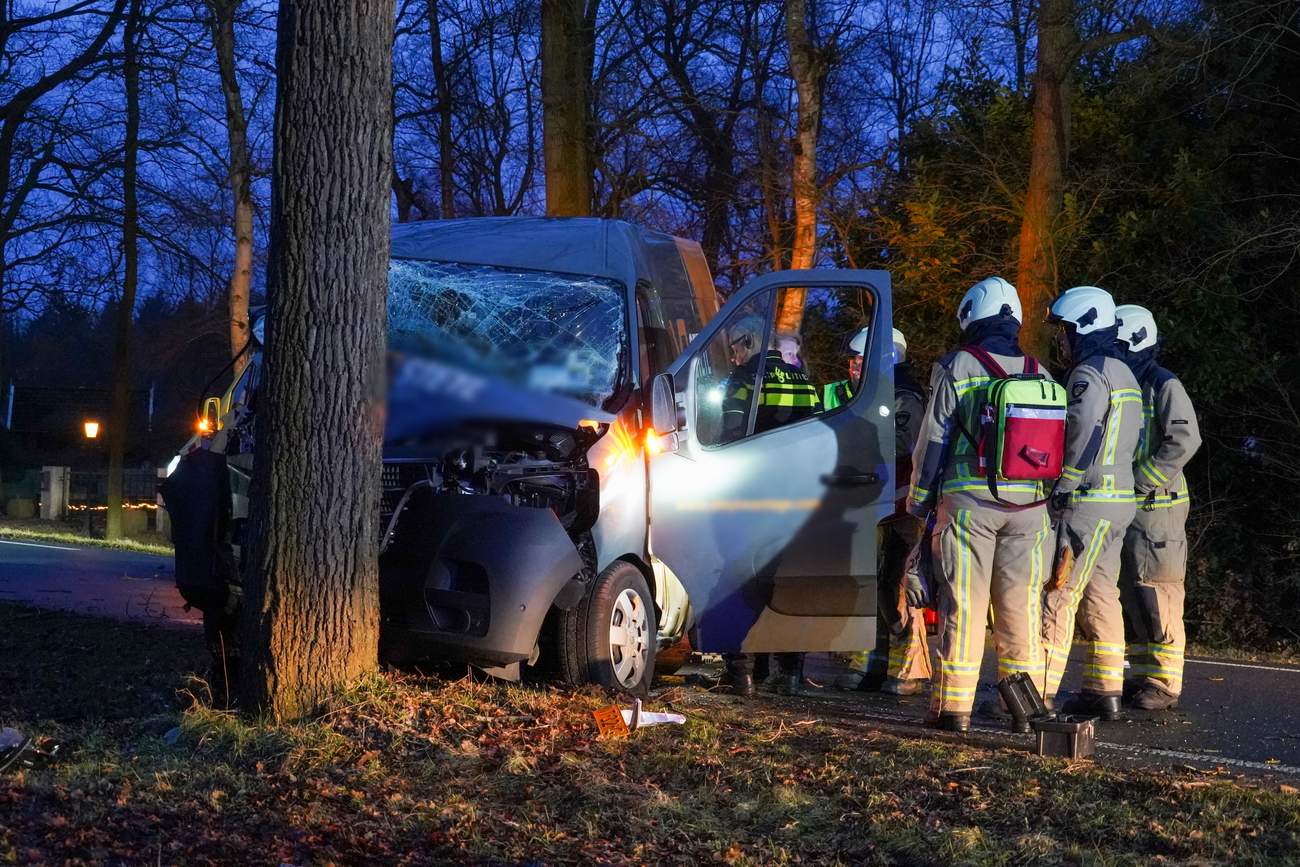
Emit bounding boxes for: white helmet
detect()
[1048,285,1116,334]
[1115,304,1157,352]
[847,327,869,356]
[957,276,1021,330]
[892,328,907,363]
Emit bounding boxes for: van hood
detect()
[385,355,615,443]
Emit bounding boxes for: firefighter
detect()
[1115,304,1201,711]
[717,318,822,696]
[1040,286,1144,721]
[907,276,1054,733]
[832,328,932,693]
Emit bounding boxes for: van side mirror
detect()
[650,373,679,435]
[199,396,222,435]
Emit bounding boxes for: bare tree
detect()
[0,0,126,377]
[207,0,255,371]
[240,0,394,720]
[1016,0,1152,354]
[428,0,455,217]
[105,0,143,541]
[541,0,593,215]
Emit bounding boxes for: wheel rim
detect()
[608,587,649,688]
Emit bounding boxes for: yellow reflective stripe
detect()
[1129,643,1185,655]
[953,376,992,397]
[955,510,973,660]
[1137,459,1169,486]
[1075,519,1111,592]
[1060,465,1084,481]
[1142,494,1191,510]
[1084,665,1126,677]
[1089,641,1126,654]
[942,480,1040,494]
[1072,490,1136,503]
[940,659,982,673]
[1029,512,1049,644]
[998,659,1045,671]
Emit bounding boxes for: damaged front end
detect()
[378,417,605,666]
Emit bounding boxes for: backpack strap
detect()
[964,344,1040,378]
[962,344,1008,379]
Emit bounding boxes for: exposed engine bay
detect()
[377,422,604,662]
[380,422,602,550]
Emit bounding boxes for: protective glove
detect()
[1048,490,1072,524]
[903,537,931,609]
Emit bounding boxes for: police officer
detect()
[1041,286,1144,721]
[1115,305,1201,711]
[833,328,932,693]
[908,277,1054,732]
[716,319,822,696]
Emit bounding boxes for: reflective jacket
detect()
[1134,368,1201,508]
[908,348,1052,512]
[723,350,821,437]
[1055,355,1144,506]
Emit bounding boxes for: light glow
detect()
[82,420,100,439]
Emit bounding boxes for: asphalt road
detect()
[3,537,1298,774]
[0,537,196,627]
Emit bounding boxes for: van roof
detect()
[390,217,684,283]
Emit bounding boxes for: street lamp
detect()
[83,419,101,439]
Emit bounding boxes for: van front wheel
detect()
[557,561,656,694]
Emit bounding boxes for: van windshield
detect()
[388,259,629,410]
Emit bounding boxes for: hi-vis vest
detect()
[1134,369,1201,509]
[725,350,821,435]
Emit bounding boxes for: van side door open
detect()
[646,270,896,654]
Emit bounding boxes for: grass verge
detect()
[3,602,1299,866]
[0,518,172,556]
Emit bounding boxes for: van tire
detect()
[557,560,656,695]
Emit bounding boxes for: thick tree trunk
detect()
[1016,0,1073,358]
[428,0,454,218]
[541,0,591,216]
[240,0,393,721]
[106,0,143,542]
[210,0,254,373]
[780,0,822,332]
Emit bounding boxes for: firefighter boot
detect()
[1062,691,1124,721]
[776,653,804,696]
[1131,684,1179,711]
[717,654,755,697]
[925,712,970,734]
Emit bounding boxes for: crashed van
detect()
[175,217,898,694]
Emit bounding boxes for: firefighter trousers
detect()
[1042,502,1137,699]
[856,517,931,682]
[1120,500,1189,697]
[930,493,1052,716]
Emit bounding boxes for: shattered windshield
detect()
[387,259,629,410]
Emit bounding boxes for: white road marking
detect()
[1186,657,1300,674]
[0,539,77,552]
